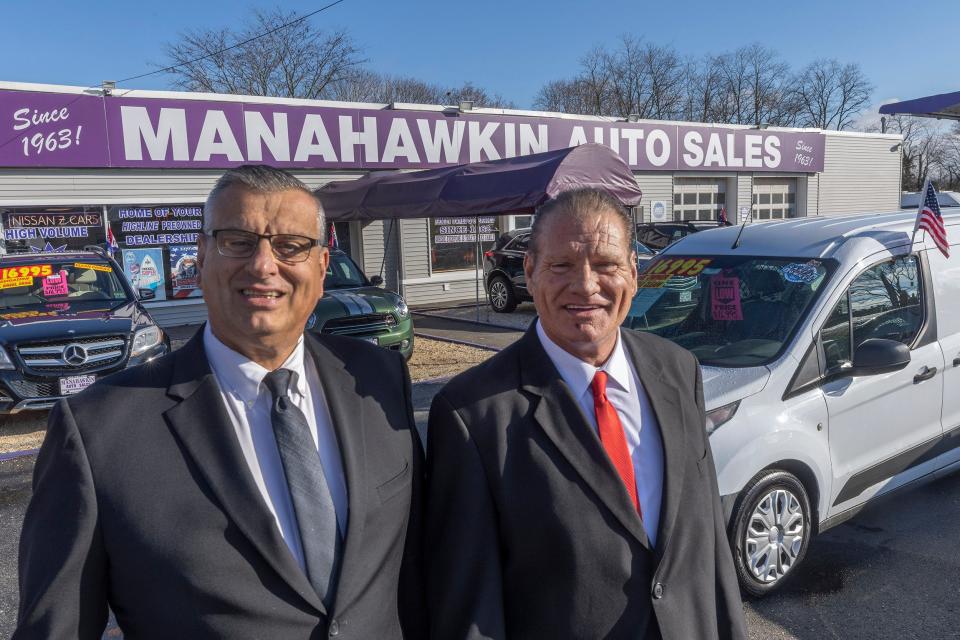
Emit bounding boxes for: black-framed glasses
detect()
[208,229,321,263]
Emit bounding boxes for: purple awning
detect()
[316,143,643,221]
[879,91,960,120]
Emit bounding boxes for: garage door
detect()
[752,178,797,220]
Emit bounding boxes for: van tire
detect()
[488,276,518,313]
[730,469,812,597]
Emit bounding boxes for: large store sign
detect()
[0,88,825,172]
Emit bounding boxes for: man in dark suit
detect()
[15,165,424,639]
[426,188,747,639]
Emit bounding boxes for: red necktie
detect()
[591,371,641,517]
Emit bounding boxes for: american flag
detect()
[915,180,949,258]
[718,206,729,226]
[106,225,119,257]
[327,222,339,249]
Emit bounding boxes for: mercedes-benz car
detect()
[307,249,414,360]
[0,248,169,413]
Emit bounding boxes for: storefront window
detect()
[429,216,498,272]
[107,204,204,301]
[1,206,106,254]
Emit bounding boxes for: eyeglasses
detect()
[208,229,321,263]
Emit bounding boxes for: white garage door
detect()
[752,178,797,220]
[673,178,727,222]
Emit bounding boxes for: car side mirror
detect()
[138,288,156,301]
[369,275,384,286]
[852,338,910,375]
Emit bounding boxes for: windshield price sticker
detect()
[711,275,743,321]
[0,264,53,281]
[74,262,112,272]
[0,275,35,289]
[638,257,712,288]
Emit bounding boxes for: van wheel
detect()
[731,470,811,597]
[488,276,517,313]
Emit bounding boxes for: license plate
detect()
[363,337,379,345]
[59,374,96,395]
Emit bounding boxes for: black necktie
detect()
[263,368,342,610]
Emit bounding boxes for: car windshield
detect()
[324,252,367,289]
[0,259,130,310]
[624,255,834,367]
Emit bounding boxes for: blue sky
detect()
[1,0,956,126]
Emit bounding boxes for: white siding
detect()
[736,174,753,222]
[817,135,902,216]
[150,302,208,328]
[634,173,673,222]
[404,275,486,307]
[0,168,363,204]
[401,218,430,281]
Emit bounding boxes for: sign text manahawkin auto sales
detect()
[0,88,825,172]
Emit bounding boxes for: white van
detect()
[625,210,960,596]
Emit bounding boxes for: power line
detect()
[116,0,348,85]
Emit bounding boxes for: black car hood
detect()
[0,301,142,344]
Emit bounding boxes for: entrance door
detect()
[821,254,944,514]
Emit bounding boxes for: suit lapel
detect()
[519,329,651,550]
[162,330,326,615]
[621,332,687,565]
[304,334,368,609]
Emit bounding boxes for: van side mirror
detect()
[369,275,384,286]
[138,288,156,301]
[852,338,910,375]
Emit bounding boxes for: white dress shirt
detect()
[536,321,665,546]
[203,325,348,571]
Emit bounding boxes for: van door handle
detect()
[914,366,938,383]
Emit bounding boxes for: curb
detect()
[413,331,502,353]
[412,310,531,333]
[0,448,39,462]
[411,374,453,386]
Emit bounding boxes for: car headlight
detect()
[0,347,14,370]
[131,326,163,357]
[705,400,740,434]
[395,299,409,318]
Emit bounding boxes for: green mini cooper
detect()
[307,249,414,360]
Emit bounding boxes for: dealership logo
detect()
[62,344,87,366]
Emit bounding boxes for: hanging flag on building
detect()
[914,179,949,258]
[718,206,730,226]
[106,225,119,257]
[328,222,339,249]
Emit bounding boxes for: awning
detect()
[316,143,644,221]
[879,91,960,120]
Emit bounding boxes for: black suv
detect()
[482,228,657,313]
[635,221,719,251]
[0,249,169,413]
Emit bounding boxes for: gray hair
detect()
[529,187,634,255]
[203,164,325,240]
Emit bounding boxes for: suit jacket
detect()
[425,327,747,640]
[15,329,426,640]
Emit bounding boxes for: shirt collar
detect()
[203,324,308,405]
[535,320,632,399]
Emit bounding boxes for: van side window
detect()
[849,256,922,347]
[822,256,923,372]
[822,295,851,371]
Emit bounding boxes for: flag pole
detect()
[910,177,931,247]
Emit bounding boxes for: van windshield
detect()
[624,255,833,367]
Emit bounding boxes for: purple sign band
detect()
[0,88,826,172]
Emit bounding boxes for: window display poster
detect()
[169,245,201,298]
[122,248,167,301]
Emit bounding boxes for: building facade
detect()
[0,81,902,325]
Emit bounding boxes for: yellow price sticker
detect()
[0,275,36,289]
[0,264,52,280]
[74,262,113,272]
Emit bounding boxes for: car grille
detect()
[322,313,396,337]
[17,335,128,375]
[6,378,58,398]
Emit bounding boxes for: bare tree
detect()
[795,59,873,130]
[163,8,365,99]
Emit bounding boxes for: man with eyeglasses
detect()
[15,165,426,639]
